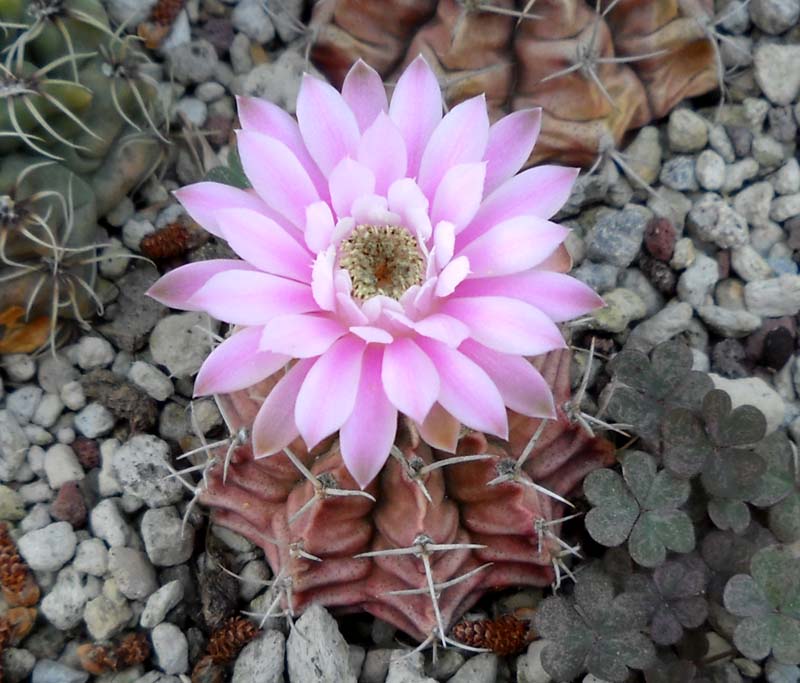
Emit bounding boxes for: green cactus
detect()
[0,0,165,353]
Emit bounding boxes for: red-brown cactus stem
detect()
[603,0,716,118]
[310,0,438,86]
[391,0,516,119]
[201,348,611,642]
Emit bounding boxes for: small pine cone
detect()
[78,643,119,676]
[151,0,186,25]
[450,614,530,656]
[0,523,39,607]
[117,632,150,667]
[140,223,191,261]
[206,616,259,664]
[191,655,226,683]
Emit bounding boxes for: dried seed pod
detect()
[77,631,151,675]
[140,223,191,261]
[116,632,151,668]
[191,655,225,683]
[450,614,531,656]
[206,616,260,664]
[0,523,40,607]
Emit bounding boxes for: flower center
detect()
[338,224,424,301]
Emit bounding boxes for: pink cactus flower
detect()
[147,56,603,488]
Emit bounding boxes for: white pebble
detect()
[44,444,85,489]
[76,336,115,370]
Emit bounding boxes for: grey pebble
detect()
[2,354,36,382]
[73,538,109,576]
[108,547,158,600]
[128,361,174,401]
[585,207,649,268]
[141,506,194,566]
[231,630,285,683]
[750,0,800,34]
[0,410,29,481]
[627,301,693,352]
[287,604,357,683]
[83,594,133,640]
[40,567,95,630]
[31,660,88,683]
[7,386,43,424]
[450,654,499,683]
[76,336,115,370]
[659,156,698,191]
[18,522,76,572]
[149,312,218,379]
[754,44,800,105]
[677,252,719,309]
[152,623,189,675]
[385,651,436,683]
[696,149,725,191]
[232,0,275,43]
[140,580,184,628]
[43,444,84,489]
[166,40,219,85]
[745,275,800,316]
[698,305,762,337]
[112,435,184,507]
[74,403,115,439]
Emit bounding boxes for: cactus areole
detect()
[148,57,612,642]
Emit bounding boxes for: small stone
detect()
[647,187,692,230]
[360,650,394,683]
[750,0,800,34]
[238,560,270,601]
[40,567,95,630]
[772,158,800,195]
[2,355,36,382]
[711,339,750,378]
[140,580,184,628]
[744,96,771,130]
[585,207,649,267]
[229,33,252,74]
[98,240,132,280]
[745,275,800,316]
[449,653,499,683]
[127,362,174,401]
[754,44,800,105]
[44,444,84,489]
[643,217,676,261]
[716,278,747,310]
[90,499,132,549]
[287,604,357,682]
[59,382,85,412]
[3,648,36,683]
[152,623,189,674]
[74,403,115,439]
[83,594,132,641]
[709,374,785,432]
[572,262,619,293]
[768,105,797,142]
[639,254,677,296]
[752,135,785,169]
[196,81,225,102]
[0,484,25,520]
[106,0,158,24]
[31,394,63,429]
[762,327,795,370]
[687,195,749,249]
[18,522,76,572]
[20,503,51,532]
[385,651,437,683]
[709,124,736,163]
[722,158,759,193]
[31,660,88,683]
[141,506,194,566]
[108,547,158,600]
[622,126,661,185]
[696,149,726,191]
[425,650,464,680]
[733,181,774,228]
[73,538,108,576]
[7,386,43,423]
[627,301,693,352]
[698,305,762,337]
[232,0,275,42]
[0,410,28,481]
[149,313,218,379]
[588,288,647,333]
[770,193,800,222]
[667,109,708,152]
[174,96,207,128]
[678,253,719,308]
[517,641,551,683]
[670,237,696,270]
[239,50,313,114]
[18,481,52,505]
[76,337,115,370]
[731,246,773,282]
[113,435,184,507]
[166,40,219,85]
[51,482,87,528]
[122,218,156,252]
[659,156,698,191]
[231,630,285,683]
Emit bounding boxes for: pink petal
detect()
[460,339,556,419]
[342,59,388,131]
[259,314,346,358]
[336,292,369,327]
[252,359,314,457]
[381,337,439,423]
[457,165,579,248]
[305,201,336,254]
[296,74,360,176]
[415,338,508,439]
[389,55,443,177]
[350,194,398,226]
[441,296,566,355]
[311,248,336,311]
[435,256,471,297]
[236,96,328,198]
[413,312,470,346]
[295,336,366,450]
[189,271,317,325]
[340,346,397,488]
[194,327,288,396]
[431,162,486,231]
[417,402,460,452]
[387,178,431,242]
[174,182,272,238]
[329,158,376,220]
[457,216,568,278]
[357,112,407,195]
[237,131,319,228]
[350,326,393,344]
[216,208,313,282]
[456,271,605,322]
[433,221,455,270]
[483,108,542,195]
[417,95,490,200]
[146,260,254,311]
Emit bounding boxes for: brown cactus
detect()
[309,0,717,166]
[193,349,614,643]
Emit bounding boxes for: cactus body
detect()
[200,349,614,642]
[310,0,717,166]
